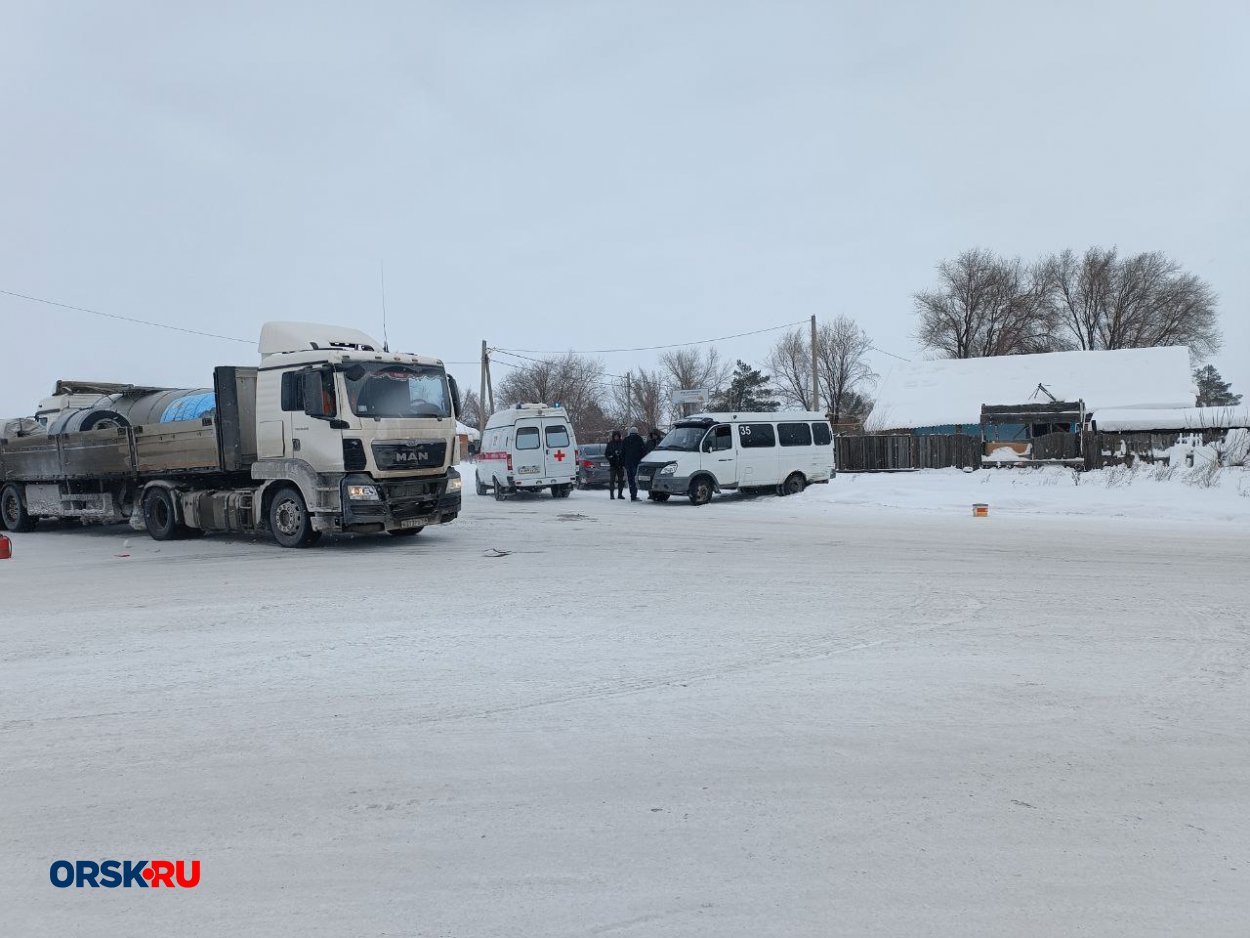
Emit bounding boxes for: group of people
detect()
[604,427,664,501]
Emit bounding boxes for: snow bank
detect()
[795,464,1250,524]
[1092,405,1250,432]
[869,347,1194,430]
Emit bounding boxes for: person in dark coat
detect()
[604,430,625,499]
[646,428,663,453]
[621,426,647,501]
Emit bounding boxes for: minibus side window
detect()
[812,422,833,446]
[738,423,776,447]
[778,422,812,446]
[703,425,732,452]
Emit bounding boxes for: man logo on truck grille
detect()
[392,450,429,464]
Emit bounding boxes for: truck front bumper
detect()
[339,469,462,532]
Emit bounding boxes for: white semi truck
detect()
[0,321,463,547]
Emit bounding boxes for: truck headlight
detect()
[346,484,380,500]
[659,463,678,475]
[447,477,462,492]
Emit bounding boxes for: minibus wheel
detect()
[688,477,714,506]
[780,472,806,496]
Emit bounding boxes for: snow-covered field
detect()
[3,467,1248,937]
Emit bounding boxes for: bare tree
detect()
[915,249,1057,358]
[658,347,730,417]
[459,389,484,430]
[608,369,666,432]
[766,317,876,424]
[766,329,813,410]
[1042,247,1220,356]
[495,353,606,434]
[816,316,876,426]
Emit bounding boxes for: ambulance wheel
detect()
[552,484,572,498]
[780,472,806,496]
[1,484,36,532]
[142,487,184,541]
[269,485,319,548]
[648,492,670,502]
[493,481,506,501]
[475,475,488,496]
[688,477,714,506]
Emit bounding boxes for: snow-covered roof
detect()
[1092,405,1250,432]
[456,421,481,439]
[868,347,1194,430]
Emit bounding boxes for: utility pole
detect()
[810,314,820,414]
[479,340,488,430]
[625,372,633,427]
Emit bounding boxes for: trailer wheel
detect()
[142,487,184,541]
[269,485,319,548]
[1,484,36,532]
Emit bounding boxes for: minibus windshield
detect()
[655,426,706,451]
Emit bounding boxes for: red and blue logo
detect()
[50,860,200,889]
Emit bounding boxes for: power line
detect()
[491,349,630,381]
[496,318,808,355]
[869,344,911,362]
[0,288,253,344]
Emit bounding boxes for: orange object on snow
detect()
[972,503,989,518]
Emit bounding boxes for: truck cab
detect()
[249,322,463,543]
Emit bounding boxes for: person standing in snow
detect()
[621,426,647,501]
[604,429,625,500]
[646,428,663,453]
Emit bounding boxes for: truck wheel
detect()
[780,472,806,496]
[1,484,36,532]
[688,477,714,506]
[269,485,319,548]
[142,487,185,541]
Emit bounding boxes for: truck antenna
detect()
[380,260,390,352]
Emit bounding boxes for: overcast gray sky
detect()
[2,0,1246,417]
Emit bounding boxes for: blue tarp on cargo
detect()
[160,393,216,422]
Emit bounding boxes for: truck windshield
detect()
[341,363,451,419]
[654,426,707,452]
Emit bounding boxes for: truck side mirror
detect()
[302,369,333,419]
[447,374,462,420]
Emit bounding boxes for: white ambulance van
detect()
[475,403,578,499]
[636,411,834,505]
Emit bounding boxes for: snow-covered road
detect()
[3,473,1248,936]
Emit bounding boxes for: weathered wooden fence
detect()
[835,434,982,472]
[837,430,1233,472]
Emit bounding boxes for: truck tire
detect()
[269,485,319,548]
[143,487,185,541]
[1,484,36,532]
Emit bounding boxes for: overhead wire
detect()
[0,288,253,344]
